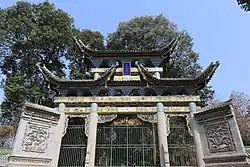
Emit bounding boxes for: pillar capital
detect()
[157,102,164,112]
[90,103,98,113]
[94,73,100,80]
[155,71,161,79]
[189,102,196,113]
[58,103,66,113]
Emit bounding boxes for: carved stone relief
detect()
[165,114,193,136]
[165,115,170,136]
[85,114,117,137]
[85,115,89,137]
[98,114,117,123]
[205,121,235,153]
[22,123,49,153]
[137,114,157,123]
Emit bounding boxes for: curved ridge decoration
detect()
[36,62,118,87]
[137,61,219,89]
[74,36,179,57]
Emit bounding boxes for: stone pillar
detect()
[85,103,98,167]
[189,102,205,167]
[52,103,67,167]
[157,102,170,167]
[155,72,161,79]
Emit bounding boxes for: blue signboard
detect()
[123,62,131,76]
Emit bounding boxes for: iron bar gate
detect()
[58,117,87,167]
[95,115,160,167]
[167,116,197,166]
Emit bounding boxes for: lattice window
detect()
[95,115,159,167]
[58,117,87,167]
[167,116,197,166]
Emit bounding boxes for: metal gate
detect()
[168,116,197,166]
[58,117,87,167]
[95,115,160,167]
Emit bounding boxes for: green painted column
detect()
[85,103,98,167]
[157,102,170,167]
[189,102,205,167]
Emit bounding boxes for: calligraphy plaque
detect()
[123,62,131,76]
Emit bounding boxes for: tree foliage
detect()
[67,29,104,79]
[237,0,250,12]
[107,15,215,103]
[0,1,106,124]
[230,91,250,145]
[0,125,16,147]
[0,1,74,123]
[0,76,26,124]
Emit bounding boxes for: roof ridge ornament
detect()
[73,36,180,58]
[136,61,219,90]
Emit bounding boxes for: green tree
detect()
[0,1,73,123]
[237,0,250,11]
[0,75,26,124]
[107,15,214,103]
[67,29,105,79]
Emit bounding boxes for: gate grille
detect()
[168,116,197,166]
[95,115,159,167]
[58,117,87,167]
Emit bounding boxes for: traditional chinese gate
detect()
[58,117,87,167]
[167,116,197,166]
[95,115,160,167]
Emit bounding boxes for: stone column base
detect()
[7,156,52,167]
[203,154,250,167]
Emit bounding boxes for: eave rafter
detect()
[36,62,118,87]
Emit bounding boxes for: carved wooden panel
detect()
[205,122,235,153]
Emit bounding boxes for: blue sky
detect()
[1,0,250,101]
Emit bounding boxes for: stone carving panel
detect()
[22,124,49,153]
[205,122,235,153]
[137,114,157,123]
[98,114,117,123]
[165,115,170,136]
[165,114,193,136]
[85,114,117,137]
[85,115,90,137]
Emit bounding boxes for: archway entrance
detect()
[58,117,87,167]
[95,115,160,167]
